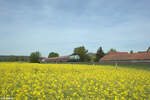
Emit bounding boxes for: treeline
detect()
[29,46,117,63]
[0,46,118,63]
[0,56,29,62]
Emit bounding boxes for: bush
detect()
[29,51,41,63]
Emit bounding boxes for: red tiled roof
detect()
[129,52,150,60]
[100,52,150,61]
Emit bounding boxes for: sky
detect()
[0,0,150,57]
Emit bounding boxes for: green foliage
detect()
[48,52,59,58]
[85,54,91,62]
[0,56,29,62]
[90,55,96,62]
[95,47,105,62]
[29,51,41,63]
[8,56,17,62]
[0,58,8,62]
[108,48,117,53]
[147,47,150,52]
[130,50,133,54]
[73,46,90,62]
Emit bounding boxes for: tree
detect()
[130,50,133,54]
[29,51,41,63]
[147,47,150,52]
[85,54,91,62]
[73,46,90,62]
[95,47,105,62]
[108,48,117,53]
[18,56,25,61]
[91,56,96,62]
[8,56,17,62]
[88,53,96,62]
[48,52,59,58]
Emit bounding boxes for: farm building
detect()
[100,47,150,64]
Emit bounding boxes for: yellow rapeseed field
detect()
[0,63,150,100]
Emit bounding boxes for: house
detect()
[99,47,150,64]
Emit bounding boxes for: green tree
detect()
[91,56,96,62]
[29,51,41,63]
[18,56,24,61]
[8,56,17,62]
[130,50,133,54]
[108,48,117,53]
[147,47,150,52]
[73,46,90,62]
[85,54,91,62]
[48,52,59,58]
[95,47,105,62]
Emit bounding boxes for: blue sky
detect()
[0,0,150,57]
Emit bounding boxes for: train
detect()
[41,55,80,63]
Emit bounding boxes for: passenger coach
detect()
[41,55,80,63]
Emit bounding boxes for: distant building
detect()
[99,47,150,64]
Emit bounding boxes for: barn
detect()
[100,47,150,64]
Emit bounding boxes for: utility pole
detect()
[115,62,118,69]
